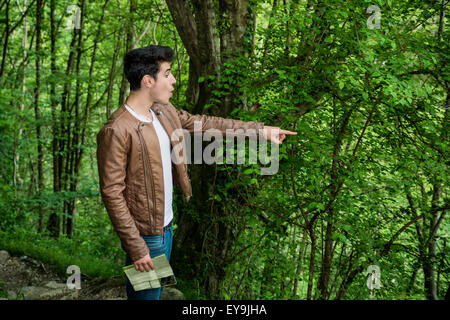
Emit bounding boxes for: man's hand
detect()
[263,126,297,144]
[134,254,154,272]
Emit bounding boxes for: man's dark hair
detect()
[124,45,174,91]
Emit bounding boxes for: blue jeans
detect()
[125,224,173,300]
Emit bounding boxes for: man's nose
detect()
[171,74,176,84]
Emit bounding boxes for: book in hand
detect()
[123,254,177,291]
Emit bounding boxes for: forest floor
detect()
[0,250,184,300]
[0,250,126,300]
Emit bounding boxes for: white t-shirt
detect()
[125,104,173,228]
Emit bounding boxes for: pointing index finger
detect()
[280,129,297,135]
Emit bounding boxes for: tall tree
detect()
[47,1,80,237]
[118,0,137,107]
[49,0,60,236]
[34,0,44,232]
[166,0,258,298]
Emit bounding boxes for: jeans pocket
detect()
[143,235,164,251]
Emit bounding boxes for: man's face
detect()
[147,61,176,104]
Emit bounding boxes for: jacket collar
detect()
[150,102,170,114]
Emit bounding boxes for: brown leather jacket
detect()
[97,103,264,261]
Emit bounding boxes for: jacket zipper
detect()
[137,125,158,234]
[159,110,192,196]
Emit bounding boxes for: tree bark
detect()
[0,0,9,78]
[261,0,278,61]
[445,282,450,300]
[118,0,137,107]
[106,33,121,119]
[166,0,255,299]
[166,0,221,113]
[13,0,28,197]
[49,0,61,236]
[406,260,419,295]
[48,0,79,238]
[292,229,308,298]
[34,0,44,233]
[166,0,199,107]
[65,0,90,238]
[306,224,316,300]
[423,184,441,300]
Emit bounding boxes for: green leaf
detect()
[308,202,325,211]
[362,92,369,100]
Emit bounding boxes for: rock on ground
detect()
[0,250,10,264]
[160,287,185,300]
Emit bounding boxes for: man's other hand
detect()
[263,126,297,144]
[134,254,154,272]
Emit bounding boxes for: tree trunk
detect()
[166,0,221,114]
[106,33,120,119]
[406,260,419,295]
[216,0,250,117]
[34,0,44,233]
[0,0,9,78]
[118,0,137,107]
[445,282,450,300]
[292,229,308,298]
[306,224,316,300]
[49,0,61,236]
[13,0,27,197]
[48,0,79,238]
[423,184,441,300]
[261,0,278,61]
[166,0,254,299]
[65,0,89,238]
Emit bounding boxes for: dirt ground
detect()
[0,250,185,300]
[0,251,129,300]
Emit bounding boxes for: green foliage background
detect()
[0,0,448,300]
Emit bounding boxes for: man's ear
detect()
[142,74,155,89]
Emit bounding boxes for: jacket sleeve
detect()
[175,107,265,136]
[96,126,149,262]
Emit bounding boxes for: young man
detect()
[96,45,296,300]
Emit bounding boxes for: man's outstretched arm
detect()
[175,105,297,142]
